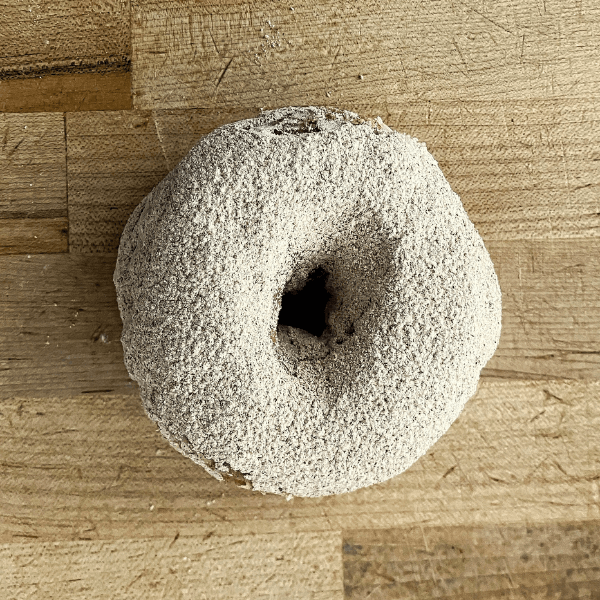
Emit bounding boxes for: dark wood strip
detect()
[0,72,132,114]
[343,521,600,599]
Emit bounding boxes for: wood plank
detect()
[0,241,598,398]
[0,113,68,254]
[386,99,600,240]
[0,0,130,79]
[0,255,135,397]
[482,240,600,380]
[131,1,600,110]
[0,532,343,600]
[0,72,132,113]
[0,375,598,542]
[66,101,600,254]
[343,521,600,599]
[0,219,68,254]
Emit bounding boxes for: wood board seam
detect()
[0,57,131,81]
[63,112,71,251]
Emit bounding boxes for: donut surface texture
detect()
[113,106,502,498]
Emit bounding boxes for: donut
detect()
[113,105,502,498]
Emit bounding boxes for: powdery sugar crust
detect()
[113,106,502,498]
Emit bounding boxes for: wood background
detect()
[1,1,599,598]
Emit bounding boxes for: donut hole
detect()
[275,264,342,379]
[277,266,332,338]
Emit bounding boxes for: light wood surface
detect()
[0,0,131,79]
[2,533,343,600]
[1,381,599,596]
[0,113,68,254]
[131,0,600,110]
[2,0,600,598]
[343,521,600,599]
[0,1,132,116]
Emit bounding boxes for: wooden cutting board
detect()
[1,1,599,598]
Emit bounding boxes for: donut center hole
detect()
[278,266,332,337]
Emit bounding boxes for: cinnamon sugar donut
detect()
[113,106,502,497]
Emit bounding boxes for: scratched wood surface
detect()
[1,0,600,598]
[2,532,343,599]
[343,521,600,599]
[130,0,600,110]
[0,72,132,114]
[0,0,131,79]
[1,381,599,597]
[0,113,68,254]
[0,243,598,400]
[0,0,132,114]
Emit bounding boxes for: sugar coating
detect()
[113,105,502,498]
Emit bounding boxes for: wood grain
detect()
[3,1,600,597]
[0,113,68,254]
[0,219,69,255]
[385,98,600,240]
[0,72,132,114]
[483,240,600,380]
[0,532,342,600]
[0,241,598,398]
[131,0,600,110]
[0,255,135,398]
[0,380,598,544]
[343,521,600,599]
[65,101,600,255]
[0,0,131,79]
